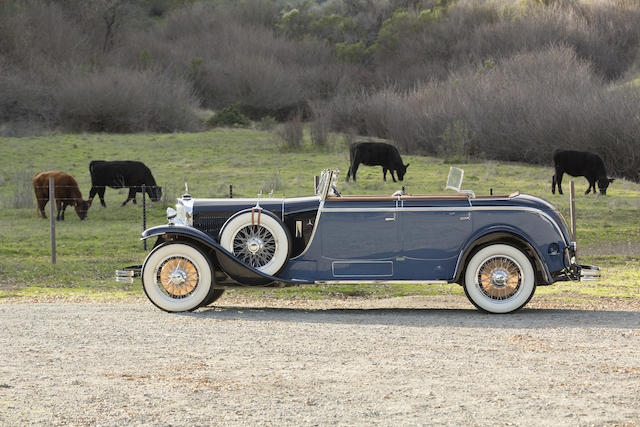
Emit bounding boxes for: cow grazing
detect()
[89,161,162,207]
[346,142,409,182]
[552,149,615,195]
[33,171,91,221]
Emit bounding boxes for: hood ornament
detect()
[181,183,191,200]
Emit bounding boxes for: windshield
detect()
[315,169,339,199]
[446,167,464,192]
[445,167,475,197]
[315,170,330,195]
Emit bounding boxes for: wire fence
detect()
[12,184,166,206]
[3,173,237,262]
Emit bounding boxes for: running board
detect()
[314,280,449,285]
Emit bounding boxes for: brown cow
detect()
[33,171,91,221]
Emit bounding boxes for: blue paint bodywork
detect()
[143,183,576,287]
[276,194,569,283]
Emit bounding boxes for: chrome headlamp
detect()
[170,197,193,226]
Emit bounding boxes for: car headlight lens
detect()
[167,207,177,224]
[173,199,193,226]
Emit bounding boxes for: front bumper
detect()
[115,265,142,284]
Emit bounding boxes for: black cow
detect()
[89,160,162,207]
[552,149,614,195]
[346,142,409,182]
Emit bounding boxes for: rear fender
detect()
[454,228,552,286]
[142,225,287,286]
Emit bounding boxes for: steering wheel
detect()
[331,185,342,197]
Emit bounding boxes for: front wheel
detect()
[463,244,536,314]
[199,288,225,307]
[142,242,214,312]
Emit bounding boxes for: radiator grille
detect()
[193,216,228,238]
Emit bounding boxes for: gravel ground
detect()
[1,297,639,426]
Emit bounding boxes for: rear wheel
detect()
[142,242,214,312]
[463,244,536,314]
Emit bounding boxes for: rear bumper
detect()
[577,264,601,282]
[563,244,600,282]
[553,263,601,283]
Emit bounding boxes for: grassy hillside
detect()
[0,129,638,303]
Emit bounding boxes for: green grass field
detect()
[0,129,638,303]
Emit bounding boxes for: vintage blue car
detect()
[117,168,599,314]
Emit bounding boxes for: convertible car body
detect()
[117,169,599,313]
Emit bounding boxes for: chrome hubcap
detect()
[491,270,509,287]
[233,225,276,268]
[169,269,187,285]
[157,256,199,298]
[477,256,521,300]
[246,237,263,255]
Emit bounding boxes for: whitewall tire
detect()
[219,211,290,276]
[464,244,536,314]
[142,243,213,312]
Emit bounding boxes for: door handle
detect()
[459,215,470,221]
[385,212,396,221]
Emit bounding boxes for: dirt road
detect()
[1,298,639,425]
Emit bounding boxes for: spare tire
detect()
[219,209,291,276]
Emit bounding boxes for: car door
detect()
[320,197,399,278]
[397,197,472,280]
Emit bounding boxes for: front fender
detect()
[142,225,307,286]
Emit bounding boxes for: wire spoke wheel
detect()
[464,244,536,314]
[219,210,291,276]
[156,256,199,298]
[232,225,276,268]
[476,256,521,300]
[142,243,214,312]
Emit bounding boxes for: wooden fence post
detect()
[142,184,147,250]
[49,177,56,264]
[569,181,576,241]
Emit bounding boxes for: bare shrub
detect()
[0,1,90,72]
[118,5,344,118]
[276,110,303,149]
[0,64,59,128]
[326,90,368,135]
[332,45,640,182]
[309,101,331,147]
[450,0,640,80]
[439,121,472,164]
[257,116,278,130]
[11,168,36,210]
[57,68,201,132]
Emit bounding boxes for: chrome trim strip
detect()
[314,280,449,285]
[323,207,398,213]
[322,207,470,212]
